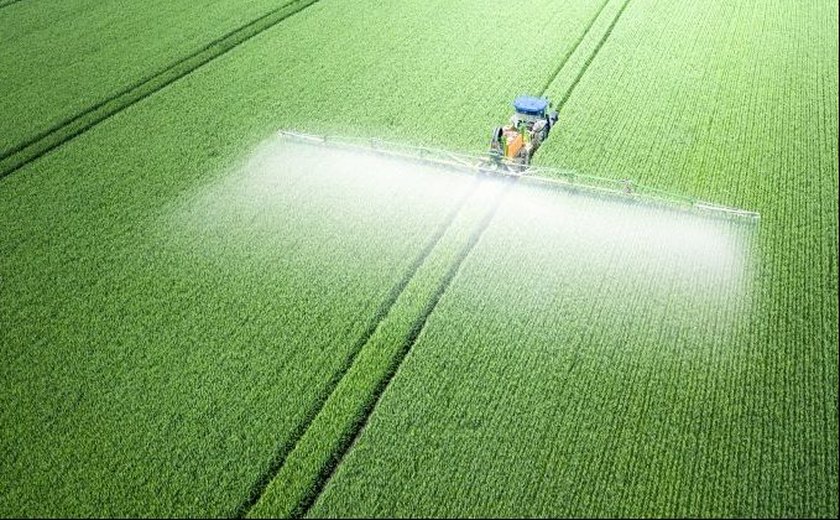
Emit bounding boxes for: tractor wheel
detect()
[490,126,503,145]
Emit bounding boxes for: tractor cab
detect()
[512,95,550,125]
[488,95,559,171]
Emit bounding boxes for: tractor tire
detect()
[491,126,503,145]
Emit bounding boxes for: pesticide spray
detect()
[167,128,758,362]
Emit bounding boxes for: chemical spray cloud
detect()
[172,133,756,341]
[497,181,755,294]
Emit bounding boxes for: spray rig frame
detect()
[277,128,760,223]
[277,95,760,222]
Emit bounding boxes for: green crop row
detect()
[539,0,839,511]
[306,0,838,517]
[309,180,759,517]
[0,0,616,516]
[0,0,296,157]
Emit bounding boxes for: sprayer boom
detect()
[276,129,760,223]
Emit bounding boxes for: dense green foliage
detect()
[0,0,612,515]
[1,0,836,517]
[310,183,762,517]
[0,0,294,156]
[0,137,474,516]
[308,0,838,517]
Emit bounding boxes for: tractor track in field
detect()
[232,180,482,519]
[244,2,638,514]
[291,179,514,519]
[0,0,322,180]
[0,0,26,10]
[553,0,633,110]
[537,0,612,97]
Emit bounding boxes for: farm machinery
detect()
[276,94,760,221]
[487,95,559,173]
[281,95,560,176]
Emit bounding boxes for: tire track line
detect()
[554,0,633,110]
[233,178,481,519]
[0,0,27,10]
[537,0,612,97]
[0,0,322,180]
[293,179,514,519]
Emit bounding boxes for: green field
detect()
[1,0,836,517]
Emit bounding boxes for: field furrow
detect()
[305,0,838,517]
[0,0,615,515]
[1,0,835,517]
[0,0,313,158]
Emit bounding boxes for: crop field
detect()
[0,0,836,518]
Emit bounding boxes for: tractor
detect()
[488,95,559,173]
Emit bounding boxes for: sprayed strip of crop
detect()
[307,0,837,517]
[0,0,319,179]
[247,178,512,519]
[232,176,480,518]
[307,179,760,517]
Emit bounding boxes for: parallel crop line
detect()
[0,0,26,10]
[555,0,632,111]
[547,242,668,515]
[0,0,321,180]
[295,179,513,518]
[273,3,636,510]
[536,0,612,97]
[233,179,480,519]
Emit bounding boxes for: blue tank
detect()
[513,96,548,116]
